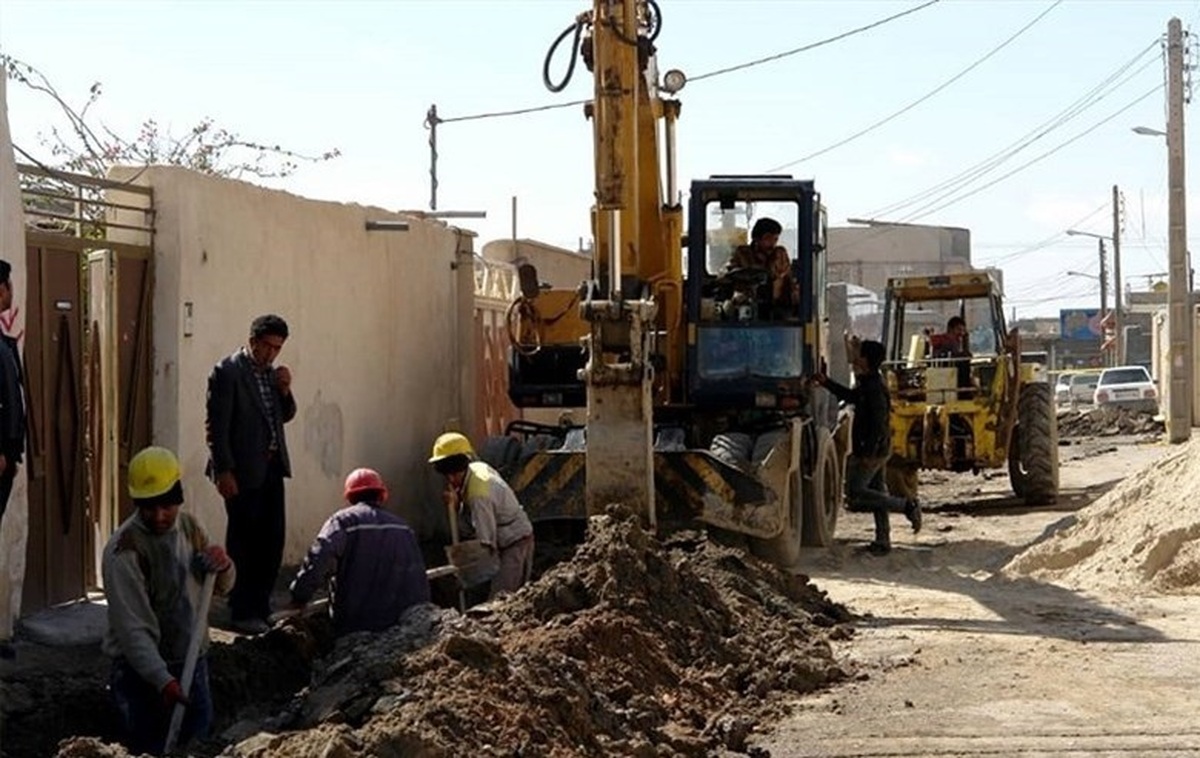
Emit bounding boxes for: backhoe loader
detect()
[485,0,850,568]
[879,271,1059,505]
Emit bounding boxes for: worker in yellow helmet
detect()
[101,446,236,756]
[429,432,534,599]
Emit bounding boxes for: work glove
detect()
[161,678,190,708]
[192,545,232,575]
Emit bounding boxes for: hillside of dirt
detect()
[1004,438,1200,595]
[53,508,852,758]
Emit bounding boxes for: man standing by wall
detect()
[0,259,24,660]
[205,314,295,635]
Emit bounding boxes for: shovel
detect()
[163,570,217,754]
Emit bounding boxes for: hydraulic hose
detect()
[543,19,585,93]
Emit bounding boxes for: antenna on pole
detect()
[425,104,441,211]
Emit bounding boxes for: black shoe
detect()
[859,542,891,556]
[0,641,14,660]
[905,499,923,534]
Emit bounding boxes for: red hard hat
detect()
[343,468,388,503]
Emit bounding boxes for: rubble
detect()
[44,508,851,758]
[1057,406,1164,438]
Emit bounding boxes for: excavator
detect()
[487,0,851,569]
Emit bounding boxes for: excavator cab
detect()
[685,176,826,411]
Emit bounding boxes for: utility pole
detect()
[1098,237,1108,337]
[1166,17,1191,443]
[1112,184,1123,364]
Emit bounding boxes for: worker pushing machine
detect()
[101,446,235,756]
[288,467,431,635]
[429,432,535,599]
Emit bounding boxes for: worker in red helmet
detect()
[287,468,430,635]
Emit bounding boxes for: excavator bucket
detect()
[507,448,788,540]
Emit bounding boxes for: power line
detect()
[689,0,942,83]
[433,0,943,125]
[865,39,1160,219]
[900,83,1164,223]
[764,0,1062,173]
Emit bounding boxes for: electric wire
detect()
[434,0,943,125]
[899,82,1163,223]
[764,0,1063,173]
[866,39,1161,219]
[688,0,941,83]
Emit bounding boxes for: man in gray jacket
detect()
[206,314,295,634]
[103,446,235,755]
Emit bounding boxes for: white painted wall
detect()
[0,68,31,640]
[109,167,475,562]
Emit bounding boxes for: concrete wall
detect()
[481,238,592,290]
[0,69,31,639]
[109,166,476,562]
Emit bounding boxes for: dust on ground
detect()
[35,507,853,758]
[1005,436,1200,595]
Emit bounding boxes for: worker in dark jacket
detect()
[288,468,430,635]
[815,339,921,555]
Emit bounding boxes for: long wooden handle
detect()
[164,570,217,754]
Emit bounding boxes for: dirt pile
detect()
[54,509,850,758]
[1005,438,1200,595]
[1057,406,1164,438]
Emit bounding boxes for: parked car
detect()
[1055,372,1075,405]
[1093,365,1159,414]
[1056,371,1100,405]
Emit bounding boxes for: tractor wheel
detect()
[884,458,920,503]
[710,432,754,468]
[480,435,522,473]
[1009,383,1059,505]
[801,428,840,547]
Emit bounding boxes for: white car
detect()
[1054,372,1074,405]
[1055,372,1099,406]
[1093,365,1158,414]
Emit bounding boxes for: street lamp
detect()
[1065,229,1117,364]
[1065,270,1099,280]
[1132,125,1168,137]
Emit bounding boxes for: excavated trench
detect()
[15,508,854,758]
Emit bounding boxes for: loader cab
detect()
[685,176,826,410]
[881,273,1011,403]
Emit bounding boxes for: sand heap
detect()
[57,508,851,758]
[1005,438,1200,595]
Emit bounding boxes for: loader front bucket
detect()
[508,449,786,540]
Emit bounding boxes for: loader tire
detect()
[710,433,754,469]
[801,428,840,548]
[480,435,522,473]
[1009,383,1059,505]
[751,429,788,467]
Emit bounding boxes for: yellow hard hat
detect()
[128,446,182,500]
[428,432,474,463]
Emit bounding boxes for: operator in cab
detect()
[723,217,798,319]
[927,316,972,389]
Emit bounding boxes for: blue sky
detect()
[2,0,1198,318]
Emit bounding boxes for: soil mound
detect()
[1057,406,1164,438]
[1005,438,1200,595]
[53,509,850,757]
